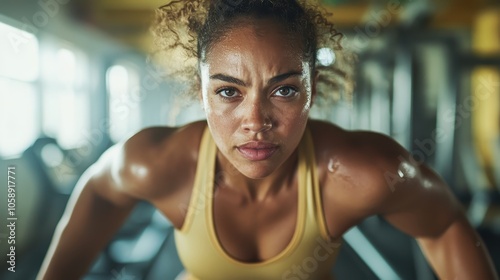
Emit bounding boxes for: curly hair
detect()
[150,0,355,107]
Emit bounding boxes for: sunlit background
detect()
[0,0,499,279]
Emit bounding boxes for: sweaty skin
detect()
[38,18,498,280]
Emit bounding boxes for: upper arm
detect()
[322,129,497,279]
[71,126,178,208]
[321,128,462,238]
[38,126,186,279]
[380,162,462,238]
[356,132,462,238]
[379,160,498,279]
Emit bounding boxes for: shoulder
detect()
[308,119,411,214]
[308,119,406,176]
[110,120,207,200]
[309,120,462,237]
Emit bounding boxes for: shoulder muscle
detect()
[116,121,206,200]
[320,125,460,237]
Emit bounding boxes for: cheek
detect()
[283,111,309,139]
[205,107,235,145]
[275,97,311,123]
[205,98,234,126]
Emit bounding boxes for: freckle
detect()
[476,241,481,247]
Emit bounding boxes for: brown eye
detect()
[274,86,298,97]
[217,88,238,98]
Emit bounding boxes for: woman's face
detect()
[200,18,315,179]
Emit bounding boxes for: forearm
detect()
[37,180,137,280]
[418,213,498,280]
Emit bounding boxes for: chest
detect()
[212,186,299,262]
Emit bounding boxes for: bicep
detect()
[380,160,462,238]
[335,131,463,237]
[333,132,497,278]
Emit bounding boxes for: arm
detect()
[37,144,139,280]
[417,211,497,280]
[367,135,498,279]
[312,122,498,278]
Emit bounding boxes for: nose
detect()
[240,97,273,133]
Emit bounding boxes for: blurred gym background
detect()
[0,0,499,279]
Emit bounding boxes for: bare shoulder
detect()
[308,118,405,191]
[309,119,460,237]
[308,120,406,212]
[112,120,207,201]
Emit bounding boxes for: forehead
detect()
[204,18,305,75]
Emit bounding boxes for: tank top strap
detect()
[178,125,217,233]
[301,126,331,240]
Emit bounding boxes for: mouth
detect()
[236,142,278,161]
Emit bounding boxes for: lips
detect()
[237,142,278,161]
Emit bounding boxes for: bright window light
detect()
[0,21,39,81]
[56,48,76,87]
[107,64,141,143]
[0,78,39,157]
[0,19,39,158]
[42,46,90,149]
[108,65,129,95]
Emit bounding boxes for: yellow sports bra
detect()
[174,126,342,280]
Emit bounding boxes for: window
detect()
[41,44,90,149]
[106,63,141,143]
[0,20,39,157]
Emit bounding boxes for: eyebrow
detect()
[209,70,303,87]
[210,74,247,86]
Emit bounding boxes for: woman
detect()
[38,0,498,279]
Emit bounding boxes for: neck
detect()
[215,150,299,202]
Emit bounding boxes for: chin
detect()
[237,163,278,179]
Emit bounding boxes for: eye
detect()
[273,86,298,98]
[216,88,239,99]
